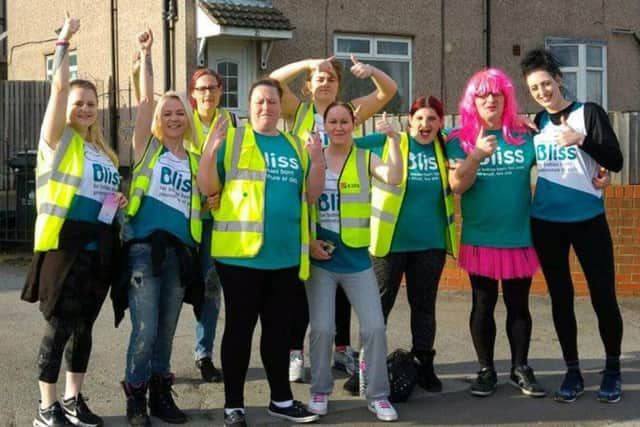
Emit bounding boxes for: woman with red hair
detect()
[362,95,457,392]
[446,68,544,398]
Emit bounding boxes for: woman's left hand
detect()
[350,54,374,79]
[113,192,128,209]
[556,116,585,147]
[375,112,399,141]
[592,167,610,189]
[206,193,221,211]
[305,131,324,165]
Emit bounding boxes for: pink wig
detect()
[451,68,527,154]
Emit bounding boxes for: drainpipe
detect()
[110,0,120,151]
[162,0,171,90]
[483,0,491,67]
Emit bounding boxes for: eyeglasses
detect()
[194,85,221,93]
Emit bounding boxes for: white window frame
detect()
[334,34,412,111]
[545,37,607,109]
[46,51,78,81]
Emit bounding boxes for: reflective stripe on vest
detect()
[127,138,202,244]
[186,108,235,155]
[33,127,85,251]
[211,124,310,280]
[369,132,458,257]
[311,147,371,248]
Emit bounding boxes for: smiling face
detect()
[325,104,354,145]
[191,73,222,113]
[307,69,340,104]
[474,91,504,127]
[409,107,442,144]
[525,69,565,113]
[249,84,281,134]
[159,97,188,140]
[67,87,97,132]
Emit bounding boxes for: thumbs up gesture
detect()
[471,126,497,160]
[350,54,374,79]
[556,115,585,147]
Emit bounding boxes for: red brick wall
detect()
[439,185,640,297]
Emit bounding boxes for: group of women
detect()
[24,13,624,427]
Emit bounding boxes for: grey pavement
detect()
[1,253,639,427]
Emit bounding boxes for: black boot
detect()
[122,381,151,427]
[413,350,442,392]
[148,374,187,424]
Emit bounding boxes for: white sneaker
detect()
[368,399,398,422]
[307,393,328,415]
[289,350,304,382]
[333,346,356,375]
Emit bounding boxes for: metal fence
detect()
[1,79,638,244]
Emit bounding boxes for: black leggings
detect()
[37,252,104,383]
[531,214,623,362]
[469,275,532,368]
[373,249,446,353]
[216,262,297,408]
[290,283,351,350]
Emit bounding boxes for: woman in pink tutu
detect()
[446,68,545,398]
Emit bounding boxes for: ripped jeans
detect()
[124,243,185,384]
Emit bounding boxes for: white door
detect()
[207,38,255,116]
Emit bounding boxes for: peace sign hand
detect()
[350,54,374,79]
[556,115,585,147]
[305,130,324,165]
[205,118,228,154]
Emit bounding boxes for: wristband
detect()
[55,40,70,46]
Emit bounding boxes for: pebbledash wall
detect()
[439,185,640,296]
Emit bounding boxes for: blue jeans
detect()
[194,219,221,360]
[125,243,185,384]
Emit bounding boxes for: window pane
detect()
[227,93,238,108]
[586,70,603,105]
[337,38,370,54]
[217,62,227,75]
[69,54,77,67]
[227,77,238,92]
[561,72,577,101]
[337,59,409,112]
[587,46,602,67]
[377,41,408,56]
[550,45,578,67]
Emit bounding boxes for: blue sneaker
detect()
[597,370,622,403]
[554,370,584,403]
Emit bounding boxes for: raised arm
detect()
[40,13,79,149]
[132,29,155,163]
[304,131,326,204]
[448,127,495,194]
[369,113,403,185]
[269,57,336,122]
[349,54,398,123]
[131,51,141,104]
[197,118,227,196]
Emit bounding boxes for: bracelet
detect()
[55,40,70,46]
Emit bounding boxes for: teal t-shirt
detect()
[446,130,535,248]
[216,132,303,270]
[311,169,371,273]
[128,147,196,247]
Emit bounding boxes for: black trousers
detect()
[373,249,446,353]
[290,282,351,350]
[531,214,623,362]
[37,252,105,383]
[469,275,533,368]
[216,262,297,408]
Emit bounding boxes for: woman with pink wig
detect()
[446,68,545,398]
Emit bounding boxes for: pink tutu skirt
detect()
[458,244,539,280]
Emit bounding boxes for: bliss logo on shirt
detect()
[160,166,192,192]
[263,152,300,170]
[93,164,120,185]
[479,147,525,166]
[318,192,340,211]
[408,152,438,171]
[536,143,578,161]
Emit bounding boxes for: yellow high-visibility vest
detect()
[211,124,311,280]
[311,147,371,248]
[369,132,458,257]
[127,138,202,244]
[34,127,86,251]
[186,108,236,155]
